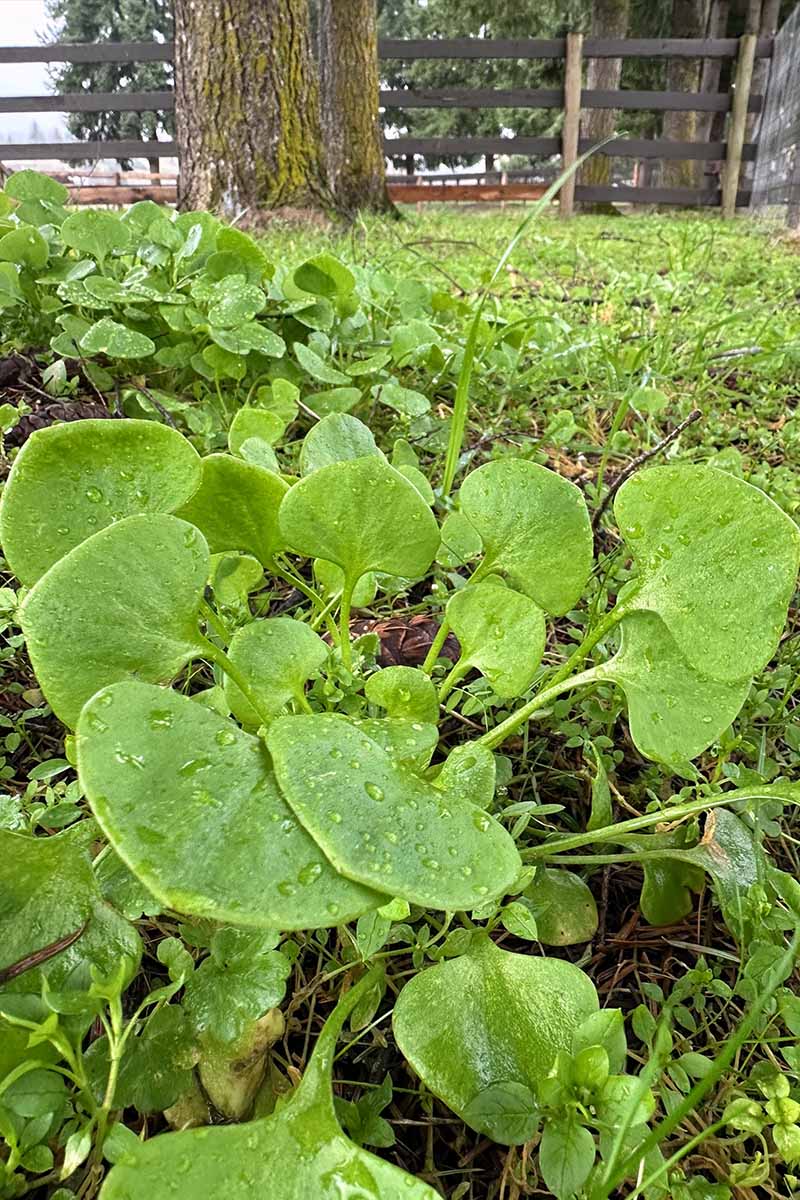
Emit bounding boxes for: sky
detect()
[2,0,67,140]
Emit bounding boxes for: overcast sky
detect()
[2,0,66,140]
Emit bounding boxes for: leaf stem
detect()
[437,659,469,703]
[201,600,231,646]
[339,579,355,671]
[421,619,451,675]
[201,638,273,728]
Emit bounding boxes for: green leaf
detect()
[4,169,68,205]
[395,464,434,505]
[182,929,289,1044]
[224,618,328,725]
[462,1082,539,1145]
[112,1006,196,1113]
[446,581,546,698]
[460,460,592,615]
[615,465,800,682]
[336,1073,395,1149]
[294,254,355,300]
[294,340,351,384]
[501,899,539,941]
[279,456,440,589]
[0,226,48,269]
[308,387,362,415]
[21,515,209,727]
[351,717,438,772]
[586,742,612,832]
[209,321,284,357]
[364,666,439,725]
[392,936,598,1143]
[0,419,202,587]
[0,827,140,1002]
[375,382,430,417]
[596,612,750,766]
[206,276,265,326]
[268,715,520,910]
[525,869,598,946]
[300,414,381,475]
[433,743,496,809]
[99,971,438,1200]
[314,560,377,607]
[228,407,286,453]
[176,454,289,567]
[209,552,263,609]
[80,318,156,359]
[0,262,24,307]
[572,1009,627,1075]
[539,1115,596,1200]
[61,210,130,263]
[77,682,383,930]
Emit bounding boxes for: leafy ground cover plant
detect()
[2,396,800,1199]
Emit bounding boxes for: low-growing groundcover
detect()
[3,176,800,1200]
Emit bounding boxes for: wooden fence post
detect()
[722,32,757,218]
[560,32,584,217]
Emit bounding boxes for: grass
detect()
[4,205,800,1198]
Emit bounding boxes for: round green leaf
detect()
[78,681,383,931]
[460,460,593,615]
[615,465,800,682]
[228,407,286,454]
[268,715,520,910]
[596,611,751,765]
[0,419,202,586]
[279,456,440,587]
[4,169,68,205]
[364,666,439,725]
[392,936,598,1143]
[433,743,496,810]
[525,869,598,946]
[62,210,130,262]
[314,559,377,607]
[20,514,209,727]
[224,618,328,725]
[0,225,49,269]
[209,553,263,609]
[299,414,381,475]
[176,454,289,567]
[100,971,437,1200]
[446,580,546,699]
[80,318,155,359]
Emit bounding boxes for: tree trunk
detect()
[696,0,731,145]
[662,0,706,189]
[743,0,779,181]
[578,0,631,211]
[318,0,393,215]
[174,0,327,216]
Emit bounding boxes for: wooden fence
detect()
[0,35,774,211]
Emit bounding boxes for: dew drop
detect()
[148,708,174,730]
[364,782,385,802]
[85,485,103,503]
[277,881,297,897]
[328,810,343,823]
[329,747,343,759]
[472,812,491,833]
[422,857,440,871]
[86,711,109,733]
[115,750,145,770]
[298,862,323,885]
[178,757,211,777]
[215,728,236,746]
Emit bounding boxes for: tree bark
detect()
[174,0,327,216]
[318,0,393,214]
[696,0,731,145]
[743,0,779,181]
[578,0,631,211]
[662,0,706,189]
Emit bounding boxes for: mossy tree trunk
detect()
[318,0,394,215]
[579,0,631,211]
[174,0,327,216]
[662,0,705,189]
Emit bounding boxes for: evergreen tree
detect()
[45,0,174,170]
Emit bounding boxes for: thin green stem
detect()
[478,665,603,751]
[201,638,273,727]
[438,659,469,703]
[421,619,451,675]
[201,600,231,646]
[339,579,355,672]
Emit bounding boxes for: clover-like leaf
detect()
[209,552,263,610]
[80,318,155,359]
[224,618,328,725]
[294,253,356,300]
[446,580,546,699]
[268,715,519,910]
[615,465,800,682]
[61,210,131,263]
[594,611,751,765]
[0,826,141,1003]
[4,168,68,205]
[294,340,350,384]
[78,682,383,930]
[524,869,598,946]
[176,454,289,567]
[392,936,598,1144]
[0,419,202,586]
[21,515,209,727]
[300,414,381,475]
[364,666,439,725]
[279,456,440,591]
[460,460,593,615]
[99,970,438,1200]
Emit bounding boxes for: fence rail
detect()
[0,34,774,212]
